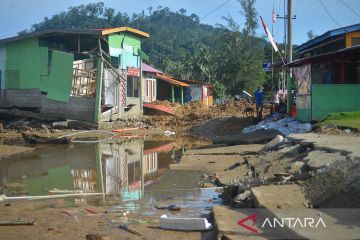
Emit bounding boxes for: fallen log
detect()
[22,132,70,144]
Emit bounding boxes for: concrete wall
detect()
[0,88,95,121]
[40,95,95,121]
[0,89,40,108]
[312,84,360,121]
[101,97,142,122]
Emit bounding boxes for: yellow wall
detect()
[345,32,360,48]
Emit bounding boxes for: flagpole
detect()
[271,5,274,93]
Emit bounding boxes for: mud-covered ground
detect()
[1,100,359,239]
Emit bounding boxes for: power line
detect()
[317,0,342,28]
[201,0,232,20]
[339,0,360,19]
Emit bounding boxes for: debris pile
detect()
[145,100,271,130]
[242,114,312,135]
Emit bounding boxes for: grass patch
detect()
[321,112,360,132]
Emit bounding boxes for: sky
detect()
[0,0,359,45]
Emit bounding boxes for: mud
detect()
[144,100,270,132]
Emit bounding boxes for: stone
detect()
[233,190,254,208]
[304,151,346,169]
[325,123,337,129]
[289,161,308,174]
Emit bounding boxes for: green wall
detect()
[5,38,48,89]
[5,38,74,102]
[23,165,74,196]
[41,50,73,102]
[312,84,360,121]
[108,33,141,69]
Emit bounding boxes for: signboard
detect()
[262,62,272,72]
[127,67,140,77]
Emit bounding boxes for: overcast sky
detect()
[0,0,359,45]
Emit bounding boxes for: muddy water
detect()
[0,139,221,216]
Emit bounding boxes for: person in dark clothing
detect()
[253,87,264,118]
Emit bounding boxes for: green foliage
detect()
[321,112,360,131]
[20,1,270,98]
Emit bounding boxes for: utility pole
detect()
[286,0,292,114]
[277,0,295,102]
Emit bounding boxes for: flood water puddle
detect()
[0,139,222,216]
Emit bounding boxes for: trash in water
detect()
[155,204,181,211]
[164,130,176,136]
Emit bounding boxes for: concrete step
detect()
[251,184,307,208]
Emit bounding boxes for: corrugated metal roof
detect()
[156,73,190,87]
[296,23,360,53]
[142,63,163,74]
[287,45,360,67]
[0,26,149,44]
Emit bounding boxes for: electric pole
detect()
[286,0,292,114]
[277,0,295,102]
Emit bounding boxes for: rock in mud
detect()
[232,190,254,208]
[289,161,309,175]
[85,234,110,240]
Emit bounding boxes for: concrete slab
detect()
[251,184,307,208]
[304,150,347,169]
[213,206,267,240]
[287,133,360,159]
[169,154,244,173]
[185,144,264,155]
[213,129,281,145]
[213,206,360,240]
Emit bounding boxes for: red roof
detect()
[156,73,189,87]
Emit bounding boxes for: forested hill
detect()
[19,3,221,70]
[20,1,272,96]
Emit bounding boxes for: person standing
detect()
[272,90,280,113]
[254,87,264,118]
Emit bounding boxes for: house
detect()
[155,73,189,105]
[288,23,360,122]
[141,62,214,107]
[141,63,190,105]
[182,80,214,107]
[141,62,162,103]
[0,27,149,123]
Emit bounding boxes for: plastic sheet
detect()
[242,116,312,136]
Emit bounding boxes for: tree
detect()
[307,30,317,40]
[217,0,264,95]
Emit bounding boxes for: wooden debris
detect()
[119,224,144,238]
[0,218,36,226]
[22,132,70,144]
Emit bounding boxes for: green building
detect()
[290,24,360,122]
[0,27,149,123]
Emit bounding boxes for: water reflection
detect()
[0,140,220,213]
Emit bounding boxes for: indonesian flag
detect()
[260,16,279,52]
[272,5,276,23]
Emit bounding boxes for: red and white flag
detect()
[260,16,278,52]
[272,4,276,23]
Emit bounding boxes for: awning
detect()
[138,49,149,61]
[286,45,360,68]
[156,73,189,87]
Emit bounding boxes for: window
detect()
[351,37,360,47]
